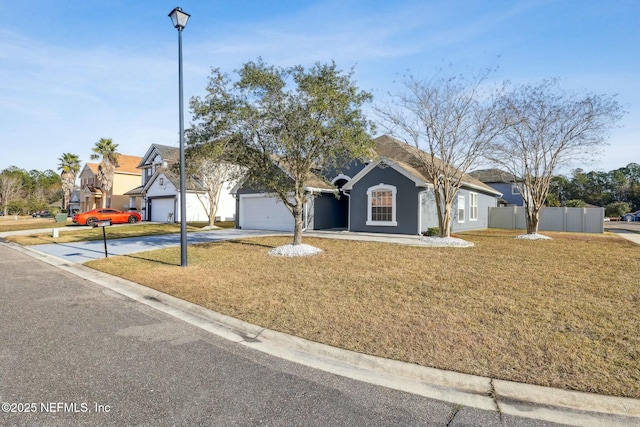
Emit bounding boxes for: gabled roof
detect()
[116,155,143,174]
[143,167,206,193]
[343,135,501,196]
[81,154,142,176]
[468,168,519,183]
[138,144,179,168]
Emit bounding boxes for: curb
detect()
[4,240,640,427]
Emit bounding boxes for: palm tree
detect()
[90,138,120,208]
[58,153,81,213]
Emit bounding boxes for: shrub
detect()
[423,227,440,237]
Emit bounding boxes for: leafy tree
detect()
[375,68,504,237]
[564,199,586,207]
[58,153,81,212]
[90,138,119,208]
[188,60,375,246]
[490,79,624,235]
[605,201,630,218]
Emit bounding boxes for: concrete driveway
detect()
[28,229,283,263]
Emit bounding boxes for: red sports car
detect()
[72,208,142,227]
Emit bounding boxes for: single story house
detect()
[622,210,640,222]
[233,135,501,235]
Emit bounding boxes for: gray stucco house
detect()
[342,135,502,235]
[468,168,525,206]
[233,135,501,235]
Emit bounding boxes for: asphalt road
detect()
[0,243,569,426]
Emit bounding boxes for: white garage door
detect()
[151,198,176,223]
[239,194,294,231]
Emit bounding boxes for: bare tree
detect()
[184,140,243,227]
[490,79,624,235]
[0,173,23,215]
[375,70,504,237]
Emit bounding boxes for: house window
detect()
[458,195,465,223]
[511,184,520,195]
[469,192,478,221]
[159,178,164,186]
[366,184,397,226]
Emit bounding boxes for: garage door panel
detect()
[151,198,175,223]
[240,195,293,231]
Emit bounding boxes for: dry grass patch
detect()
[4,223,202,245]
[86,229,640,398]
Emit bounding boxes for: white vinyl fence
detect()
[489,206,604,233]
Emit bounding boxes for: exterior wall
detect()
[349,165,422,235]
[450,188,497,232]
[323,160,368,183]
[145,173,216,222]
[309,192,347,230]
[419,188,497,234]
[213,180,237,221]
[489,206,604,233]
[112,173,140,197]
[485,182,523,206]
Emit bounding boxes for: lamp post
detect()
[169,6,190,267]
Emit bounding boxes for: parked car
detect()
[72,208,142,227]
[31,210,51,218]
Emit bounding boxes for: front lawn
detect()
[85,229,640,398]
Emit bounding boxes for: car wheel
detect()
[86,217,98,227]
[128,216,138,224]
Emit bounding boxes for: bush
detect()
[605,201,630,218]
[422,227,440,237]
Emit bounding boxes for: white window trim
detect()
[458,195,465,223]
[511,184,520,195]
[469,192,478,221]
[366,184,397,226]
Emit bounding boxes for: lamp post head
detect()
[169,7,190,30]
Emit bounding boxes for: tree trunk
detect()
[440,207,452,238]
[525,206,540,234]
[291,200,304,245]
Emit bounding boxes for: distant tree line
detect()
[548,163,640,216]
[0,166,62,215]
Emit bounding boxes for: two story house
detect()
[134,144,236,223]
[79,155,142,212]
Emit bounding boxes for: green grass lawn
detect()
[85,229,640,399]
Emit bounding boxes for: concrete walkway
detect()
[606,227,640,245]
[1,227,639,426]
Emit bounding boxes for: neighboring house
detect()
[134,144,236,223]
[622,210,640,222]
[68,189,81,213]
[468,168,525,206]
[234,135,501,235]
[79,155,142,211]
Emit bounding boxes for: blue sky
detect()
[1,0,638,175]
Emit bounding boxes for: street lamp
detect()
[169,6,190,267]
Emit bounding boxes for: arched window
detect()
[366,184,397,226]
